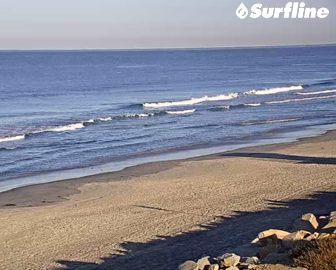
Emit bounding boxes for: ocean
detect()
[1,45,336,192]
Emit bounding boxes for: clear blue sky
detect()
[0,0,335,49]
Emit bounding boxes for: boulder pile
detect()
[178,211,336,270]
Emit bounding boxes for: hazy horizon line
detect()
[0,43,335,52]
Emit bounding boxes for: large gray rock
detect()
[197,256,210,270]
[282,230,311,249]
[293,213,318,233]
[178,260,198,270]
[217,253,240,268]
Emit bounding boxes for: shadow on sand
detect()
[220,152,336,165]
[55,191,336,270]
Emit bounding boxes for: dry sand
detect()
[1,131,336,270]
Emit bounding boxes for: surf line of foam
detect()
[0,110,192,143]
[0,121,89,143]
[143,93,238,108]
[166,109,196,115]
[245,85,303,95]
[0,135,26,143]
[265,94,336,104]
[297,89,336,96]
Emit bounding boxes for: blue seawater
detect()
[1,46,336,191]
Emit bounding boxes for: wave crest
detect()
[0,135,25,143]
[166,109,196,115]
[297,89,336,96]
[245,85,303,95]
[143,93,238,108]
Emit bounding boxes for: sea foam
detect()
[143,93,238,108]
[0,135,25,143]
[245,85,303,95]
[166,109,196,115]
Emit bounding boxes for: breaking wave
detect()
[33,122,86,133]
[297,89,336,96]
[143,93,238,108]
[0,111,175,143]
[98,117,113,122]
[245,85,303,96]
[0,122,89,144]
[0,135,25,143]
[244,103,261,107]
[209,103,261,112]
[166,109,196,115]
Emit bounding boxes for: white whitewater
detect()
[166,109,196,115]
[143,93,238,108]
[245,85,303,95]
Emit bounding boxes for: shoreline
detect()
[1,121,336,196]
[1,125,336,208]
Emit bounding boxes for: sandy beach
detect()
[1,131,336,270]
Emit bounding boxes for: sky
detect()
[0,0,335,49]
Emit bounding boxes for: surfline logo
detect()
[236,2,330,19]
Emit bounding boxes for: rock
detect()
[197,256,210,270]
[204,264,219,270]
[262,253,292,265]
[317,216,329,229]
[282,230,311,249]
[217,253,240,268]
[227,267,239,270]
[178,261,198,270]
[232,244,259,257]
[320,219,336,233]
[329,211,336,220]
[293,213,319,233]
[305,232,319,241]
[241,256,260,265]
[318,233,331,239]
[257,230,290,241]
[253,230,290,246]
[238,262,250,269]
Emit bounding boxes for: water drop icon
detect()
[236,2,249,19]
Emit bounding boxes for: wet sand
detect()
[1,131,336,270]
